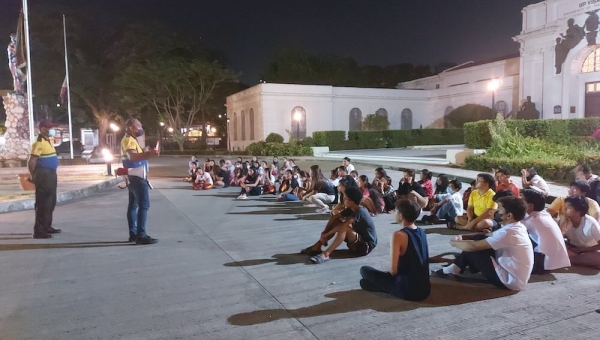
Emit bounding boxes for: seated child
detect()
[277,170,300,202]
[359,199,430,301]
[561,196,600,269]
[237,167,262,199]
[193,168,213,190]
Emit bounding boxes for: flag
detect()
[60,76,68,104]
[15,11,26,70]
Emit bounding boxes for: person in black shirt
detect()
[213,167,230,188]
[277,170,300,201]
[397,169,429,209]
[303,187,378,264]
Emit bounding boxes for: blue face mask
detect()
[48,129,56,137]
[446,186,453,194]
[136,128,145,137]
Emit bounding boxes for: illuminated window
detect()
[582,48,600,73]
[586,81,600,93]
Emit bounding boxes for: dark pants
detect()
[454,249,507,289]
[33,168,57,235]
[240,186,261,196]
[360,266,397,296]
[127,176,150,238]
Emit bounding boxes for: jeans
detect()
[128,176,150,238]
[436,201,458,221]
[281,193,299,201]
[33,168,57,234]
[309,193,335,209]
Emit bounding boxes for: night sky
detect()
[0,0,540,86]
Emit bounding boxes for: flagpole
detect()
[63,15,74,159]
[22,0,35,143]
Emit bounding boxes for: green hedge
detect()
[313,128,464,150]
[464,117,600,148]
[312,131,346,150]
[245,141,313,157]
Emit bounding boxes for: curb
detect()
[0,177,124,214]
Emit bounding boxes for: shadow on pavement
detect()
[228,207,318,215]
[428,252,460,264]
[424,227,467,236]
[273,214,332,221]
[553,266,600,276]
[0,241,135,251]
[228,282,517,326]
[224,250,356,267]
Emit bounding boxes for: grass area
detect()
[0,192,35,202]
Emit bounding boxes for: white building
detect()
[226,0,600,151]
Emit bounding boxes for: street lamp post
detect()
[226,118,231,154]
[488,79,500,114]
[293,111,302,140]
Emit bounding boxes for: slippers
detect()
[300,247,321,256]
[446,222,458,230]
[310,254,330,264]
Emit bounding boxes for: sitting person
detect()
[277,170,300,202]
[418,169,434,210]
[331,178,357,215]
[306,179,337,214]
[548,180,600,222]
[455,174,497,231]
[378,176,397,213]
[422,180,463,227]
[302,187,377,264]
[397,169,428,209]
[560,196,600,269]
[212,166,230,188]
[350,170,359,181]
[494,168,521,197]
[189,155,199,171]
[358,175,383,216]
[463,180,475,209]
[521,189,571,273]
[296,171,311,200]
[427,174,450,213]
[521,167,549,196]
[184,163,197,182]
[359,199,430,301]
[372,167,387,187]
[435,196,534,291]
[193,168,213,190]
[237,167,262,199]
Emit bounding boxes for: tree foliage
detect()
[115,58,237,150]
[445,104,495,128]
[362,113,390,131]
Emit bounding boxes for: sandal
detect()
[446,221,458,230]
[310,254,330,264]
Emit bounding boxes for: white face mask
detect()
[48,129,56,137]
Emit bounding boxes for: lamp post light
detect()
[101,148,114,176]
[226,118,231,153]
[488,79,500,113]
[293,111,302,140]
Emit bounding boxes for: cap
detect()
[38,119,59,129]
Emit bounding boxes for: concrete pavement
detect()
[1,175,599,339]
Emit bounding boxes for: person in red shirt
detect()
[419,169,434,199]
[494,168,521,197]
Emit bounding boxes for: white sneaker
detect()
[239,195,248,200]
[316,208,331,214]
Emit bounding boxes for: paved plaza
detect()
[0,158,599,340]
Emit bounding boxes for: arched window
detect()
[401,109,413,130]
[444,106,454,128]
[291,106,307,140]
[582,47,600,73]
[249,109,255,140]
[554,105,562,114]
[495,100,508,117]
[349,108,362,131]
[233,112,237,141]
[376,108,388,118]
[241,110,246,141]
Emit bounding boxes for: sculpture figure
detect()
[556,18,586,74]
[517,96,540,120]
[585,10,600,46]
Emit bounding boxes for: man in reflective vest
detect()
[121,118,158,245]
[28,119,61,238]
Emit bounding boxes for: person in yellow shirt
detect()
[28,119,61,238]
[548,180,600,223]
[455,173,498,231]
[121,118,158,245]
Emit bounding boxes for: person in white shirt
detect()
[423,180,463,225]
[561,196,600,269]
[435,196,534,291]
[521,167,550,196]
[193,168,213,190]
[576,164,599,184]
[343,157,355,173]
[521,189,571,273]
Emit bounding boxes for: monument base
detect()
[0,92,31,162]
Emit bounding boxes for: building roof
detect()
[446,53,520,72]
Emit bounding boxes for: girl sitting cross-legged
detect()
[237,167,262,200]
[192,168,214,190]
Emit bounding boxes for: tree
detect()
[445,104,495,128]
[362,113,390,131]
[115,58,237,151]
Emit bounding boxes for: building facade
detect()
[226,0,600,151]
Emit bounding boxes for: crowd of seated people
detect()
[189,155,600,300]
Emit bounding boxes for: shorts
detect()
[347,233,375,257]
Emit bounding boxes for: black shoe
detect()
[128,236,137,242]
[135,236,158,245]
[47,227,62,234]
[33,233,52,239]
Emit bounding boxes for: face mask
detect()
[136,128,145,137]
[48,129,56,137]
[447,187,453,194]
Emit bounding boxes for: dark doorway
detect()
[585,81,600,117]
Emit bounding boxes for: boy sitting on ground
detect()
[455,174,497,231]
[422,180,463,227]
[560,196,600,269]
[302,187,378,264]
[435,196,534,291]
[193,168,214,190]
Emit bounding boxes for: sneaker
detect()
[238,196,248,200]
[128,236,137,242]
[47,227,62,234]
[135,236,159,245]
[33,233,52,239]
[316,207,331,214]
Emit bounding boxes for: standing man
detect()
[122,118,158,245]
[28,119,61,239]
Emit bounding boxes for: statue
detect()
[7,33,26,95]
[516,96,540,120]
[585,10,600,46]
[555,18,586,74]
